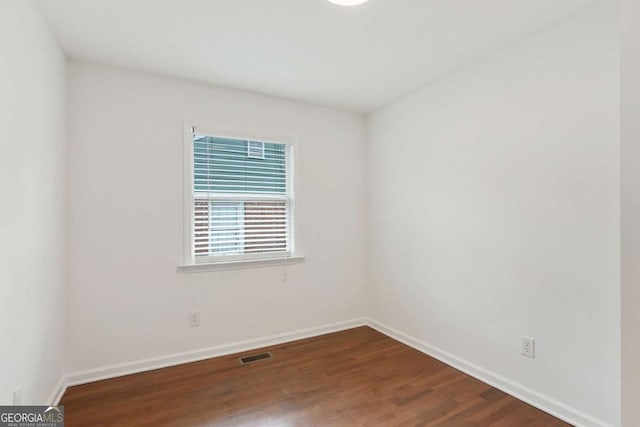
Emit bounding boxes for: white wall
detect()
[66,61,367,373]
[621,0,640,425]
[0,1,67,405]
[366,2,619,426]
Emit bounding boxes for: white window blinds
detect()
[191,134,292,262]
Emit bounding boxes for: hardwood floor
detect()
[61,327,570,426]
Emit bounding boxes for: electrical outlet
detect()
[13,386,21,405]
[521,337,535,359]
[189,311,200,327]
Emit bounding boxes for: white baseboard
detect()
[54,316,612,427]
[366,318,613,427]
[48,376,67,406]
[64,318,367,388]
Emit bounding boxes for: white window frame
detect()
[181,123,300,269]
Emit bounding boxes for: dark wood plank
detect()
[60,327,570,426]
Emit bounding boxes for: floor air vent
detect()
[239,352,272,365]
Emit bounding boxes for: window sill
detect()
[177,255,306,273]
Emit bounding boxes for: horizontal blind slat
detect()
[194,238,288,246]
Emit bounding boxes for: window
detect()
[186,130,294,264]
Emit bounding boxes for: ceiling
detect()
[36,0,599,113]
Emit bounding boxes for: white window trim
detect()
[180,122,303,271]
[178,255,306,273]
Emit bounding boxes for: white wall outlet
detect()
[189,311,200,327]
[13,386,21,405]
[521,336,535,359]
